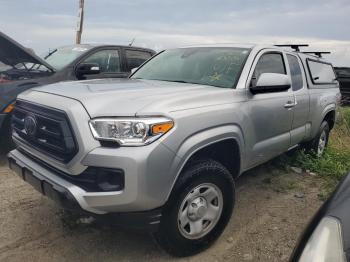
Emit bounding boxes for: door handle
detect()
[284,101,296,109]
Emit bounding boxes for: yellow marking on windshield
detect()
[210,72,222,81]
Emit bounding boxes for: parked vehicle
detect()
[335,67,350,104]
[291,171,350,262]
[8,44,340,256]
[0,31,155,148]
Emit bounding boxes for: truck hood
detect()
[0,31,54,71]
[30,78,237,117]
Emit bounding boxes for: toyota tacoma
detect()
[8,44,340,256]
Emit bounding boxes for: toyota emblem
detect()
[24,115,37,136]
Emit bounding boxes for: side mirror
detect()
[250,73,291,94]
[131,67,138,74]
[76,63,100,77]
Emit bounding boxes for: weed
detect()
[273,106,350,197]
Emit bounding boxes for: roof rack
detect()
[275,44,309,52]
[302,51,331,58]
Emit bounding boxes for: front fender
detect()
[164,124,245,201]
[0,113,8,130]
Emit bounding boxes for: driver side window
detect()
[252,53,286,86]
[83,50,121,73]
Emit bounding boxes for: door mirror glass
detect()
[250,73,291,94]
[76,63,100,77]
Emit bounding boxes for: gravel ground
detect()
[0,153,324,262]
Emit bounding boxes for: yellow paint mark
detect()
[210,72,222,81]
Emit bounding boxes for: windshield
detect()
[131,47,250,88]
[44,46,91,70]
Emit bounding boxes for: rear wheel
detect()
[154,159,235,257]
[304,121,330,156]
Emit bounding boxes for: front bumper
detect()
[8,146,177,212]
[8,150,162,231]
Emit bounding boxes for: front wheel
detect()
[154,159,235,257]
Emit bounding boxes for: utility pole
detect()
[76,0,84,44]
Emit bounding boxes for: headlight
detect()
[89,117,174,146]
[299,216,346,262]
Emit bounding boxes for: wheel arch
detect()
[165,125,244,201]
[323,109,336,130]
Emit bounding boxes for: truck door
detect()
[246,50,294,165]
[286,54,309,146]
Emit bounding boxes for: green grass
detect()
[274,106,350,195]
[296,148,350,180]
[340,107,350,129]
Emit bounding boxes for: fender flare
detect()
[321,103,336,121]
[309,103,336,139]
[165,124,245,201]
[321,103,336,130]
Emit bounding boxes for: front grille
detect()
[12,100,78,163]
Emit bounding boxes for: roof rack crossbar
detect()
[302,51,331,58]
[275,44,309,52]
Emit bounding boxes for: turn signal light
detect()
[3,103,15,113]
[151,122,174,135]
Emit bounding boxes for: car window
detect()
[83,50,121,73]
[125,50,152,71]
[307,60,336,84]
[287,54,303,91]
[253,53,286,82]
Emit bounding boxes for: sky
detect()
[0,0,349,66]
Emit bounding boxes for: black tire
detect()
[154,159,235,257]
[303,121,330,156]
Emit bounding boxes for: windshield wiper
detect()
[132,78,201,85]
[164,80,189,83]
[44,49,57,59]
[147,79,192,84]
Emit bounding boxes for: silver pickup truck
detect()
[8,44,340,256]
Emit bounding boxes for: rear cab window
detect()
[307,60,336,85]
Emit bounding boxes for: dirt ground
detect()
[0,152,324,262]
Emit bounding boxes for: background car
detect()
[335,67,350,104]
[291,171,350,262]
[0,31,155,149]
